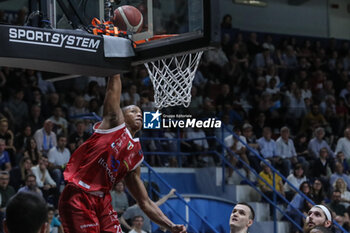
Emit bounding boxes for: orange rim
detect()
[134,34,178,45]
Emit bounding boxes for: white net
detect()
[144,51,203,109]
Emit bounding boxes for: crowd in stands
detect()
[3,8,350,232]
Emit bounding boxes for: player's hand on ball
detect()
[171,225,187,233]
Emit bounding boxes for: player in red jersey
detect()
[58,74,186,233]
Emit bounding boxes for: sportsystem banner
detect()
[0,25,134,76]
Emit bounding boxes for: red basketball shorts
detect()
[58,183,122,233]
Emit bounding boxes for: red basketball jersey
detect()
[64,122,144,193]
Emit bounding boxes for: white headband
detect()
[315,205,332,222]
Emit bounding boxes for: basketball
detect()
[113,5,143,33]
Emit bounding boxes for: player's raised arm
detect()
[125,167,187,233]
[99,74,124,129]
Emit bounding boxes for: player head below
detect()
[304,205,332,233]
[229,202,255,233]
[122,105,142,136]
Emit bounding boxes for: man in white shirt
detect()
[275,126,308,177]
[48,135,70,188]
[257,127,276,160]
[31,156,56,189]
[336,127,350,161]
[31,156,58,207]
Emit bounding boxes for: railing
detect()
[142,160,220,233]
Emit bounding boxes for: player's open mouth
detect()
[308,222,314,227]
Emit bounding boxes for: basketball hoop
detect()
[144,51,203,109]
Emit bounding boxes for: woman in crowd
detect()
[9,157,33,191]
[310,178,326,205]
[333,177,350,208]
[23,137,42,165]
[284,163,308,201]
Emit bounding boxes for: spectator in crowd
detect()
[68,120,90,153]
[329,162,350,189]
[257,127,277,160]
[120,188,176,233]
[68,95,88,118]
[18,174,42,197]
[335,128,350,161]
[31,156,57,206]
[4,192,48,233]
[246,32,261,57]
[43,93,60,119]
[333,178,350,208]
[251,48,274,71]
[309,148,333,193]
[0,118,15,155]
[48,106,68,137]
[83,81,102,104]
[262,35,275,54]
[241,123,261,173]
[335,152,350,174]
[33,120,57,156]
[47,206,64,233]
[27,104,44,133]
[123,84,141,106]
[140,91,157,112]
[301,105,328,137]
[9,157,33,191]
[284,163,308,201]
[129,216,147,233]
[339,81,350,104]
[258,160,285,205]
[0,139,12,171]
[329,190,350,229]
[47,135,70,188]
[221,14,232,29]
[23,137,42,165]
[295,133,312,162]
[229,202,255,233]
[308,127,334,160]
[275,126,303,177]
[185,128,210,167]
[14,124,32,156]
[111,181,129,217]
[286,88,307,130]
[310,179,326,205]
[303,205,332,233]
[5,89,28,131]
[300,80,312,101]
[0,171,16,232]
[282,45,298,69]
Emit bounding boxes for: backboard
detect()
[54,0,220,64]
[0,0,220,76]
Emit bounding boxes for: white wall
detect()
[329,0,350,39]
[220,0,329,37]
